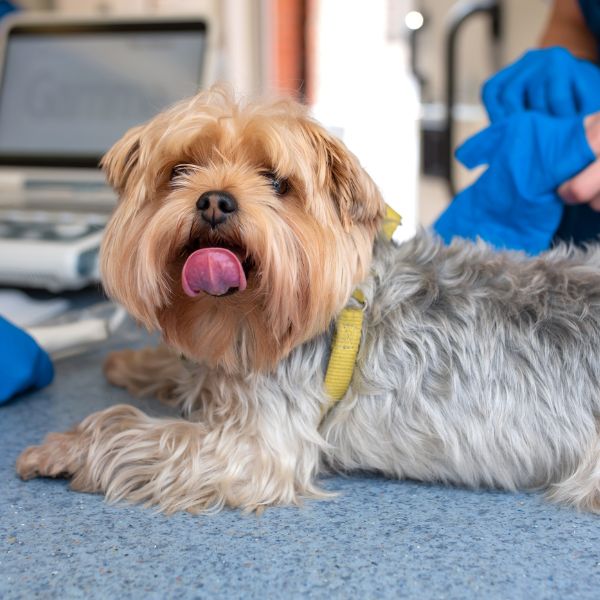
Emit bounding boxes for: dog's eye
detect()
[261,171,289,196]
[170,164,193,181]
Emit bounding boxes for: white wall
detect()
[311,0,420,242]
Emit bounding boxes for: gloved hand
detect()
[433,112,596,254]
[483,47,600,122]
[0,315,53,404]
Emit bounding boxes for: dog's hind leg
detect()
[546,433,600,513]
[103,345,187,405]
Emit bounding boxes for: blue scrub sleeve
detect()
[0,316,54,404]
[482,47,600,122]
[433,112,596,255]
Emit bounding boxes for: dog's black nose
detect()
[196,191,238,227]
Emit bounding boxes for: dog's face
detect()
[100,88,384,373]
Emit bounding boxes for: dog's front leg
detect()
[103,345,187,404]
[16,399,325,513]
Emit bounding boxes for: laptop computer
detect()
[0,13,217,291]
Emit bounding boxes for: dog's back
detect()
[324,233,600,511]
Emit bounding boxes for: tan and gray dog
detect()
[16,87,600,514]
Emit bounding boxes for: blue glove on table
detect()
[433,112,596,255]
[483,47,600,121]
[0,316,53,404]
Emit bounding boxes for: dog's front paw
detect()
[16,431,83,481]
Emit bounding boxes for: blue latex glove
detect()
[0,316,53,404]
[433,112,596,255]
[483,47,600,122]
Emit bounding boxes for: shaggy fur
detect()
[16,87,600,514]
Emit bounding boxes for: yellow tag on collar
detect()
[322,204,401,415]
[382,204,402,240]
[322,289,366,407]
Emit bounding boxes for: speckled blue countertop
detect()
[2,324,600,599]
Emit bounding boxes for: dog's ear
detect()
[311,125,384,230]
[101,124,144,194]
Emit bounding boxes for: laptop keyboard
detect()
[0,209,107,241]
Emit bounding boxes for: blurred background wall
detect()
[8,0,554,238]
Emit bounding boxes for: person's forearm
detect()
[539,0,598,61]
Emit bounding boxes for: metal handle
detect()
[444,0,502,196]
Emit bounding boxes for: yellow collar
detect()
[322,204,401,416]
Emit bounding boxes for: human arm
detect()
[539,0,598,61]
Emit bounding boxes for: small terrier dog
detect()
[16,87,600,514]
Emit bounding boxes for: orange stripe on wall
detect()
[272,0,307,99]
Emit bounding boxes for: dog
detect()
[16,87,600,514]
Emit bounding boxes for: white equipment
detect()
[26,304,128,359]
[0,12,217,291]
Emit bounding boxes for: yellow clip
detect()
[322,203,401,417]
[382,204,402,241]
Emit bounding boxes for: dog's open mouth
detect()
[181,242,252,297]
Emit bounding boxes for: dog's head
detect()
[100,87,384,373]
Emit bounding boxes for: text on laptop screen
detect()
[0,23,207,164]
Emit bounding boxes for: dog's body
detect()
[16,89,600,513]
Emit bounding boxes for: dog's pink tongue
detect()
[182,248,247,297]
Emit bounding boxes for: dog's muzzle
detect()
[181,191,251,297]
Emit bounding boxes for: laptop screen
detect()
[0,21,208,167]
